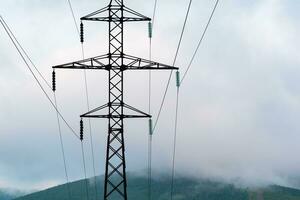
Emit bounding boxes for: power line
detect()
[54,94,72,200]
[81,141,90,200]
[149,1,193,197]
[0,17,52,90]
[0,15,80,140]
[65,0,98,198]
[148,1,193,199]
[180,0,220,85]
[147,1,159,199]
[67,0,80,35]
[152,0,193,133]
[83,69,98,198]
[170,1,220,198]
[147,134,153,200]
[151,0,158,27]
[148,36,153,200]
[170,87,180,200]
[1,15,75,199]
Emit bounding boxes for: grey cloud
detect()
[1,0,300,190]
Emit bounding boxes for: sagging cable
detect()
[152,0,193,134]
[65,0,98,198]
[0,15,80,139]
[79,118,90,200]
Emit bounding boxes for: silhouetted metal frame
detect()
[52,0,178,199]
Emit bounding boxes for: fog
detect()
[1,0,300,190]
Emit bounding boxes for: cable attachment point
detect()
[148,22,153,39]
[80,119,84,141]
[52,70,56,92]
[176,70,180,88]
[149,118,153,136]
[80,21,84,43]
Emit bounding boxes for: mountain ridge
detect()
[0,188,25,200]
[13,173,300,200]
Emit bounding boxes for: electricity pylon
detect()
[53,0,177,199]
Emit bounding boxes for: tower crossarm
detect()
[81,5,151,22]
[52,54,110,70]
[123,54,178,70]
[53,54,178,71]
[80,103,151,119]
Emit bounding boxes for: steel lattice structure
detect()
[53,0,177,199]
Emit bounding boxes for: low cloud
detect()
[1,0,300,190]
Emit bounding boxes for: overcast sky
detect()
[1,0,300,191]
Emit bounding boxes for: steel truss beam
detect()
[53,54,177,70]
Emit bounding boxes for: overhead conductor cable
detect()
[170,70,180,200]
[80,119,90,200]
[152,0,193,134]
[180,0,220,85]
[0,15,74,199]
[147,0,158,199]
[66,0,98,198]
[53,70,72,200]
[170,0,220,199]
[0,16,79,139]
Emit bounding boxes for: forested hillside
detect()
[0,189,24,200]
[14,174,300,200]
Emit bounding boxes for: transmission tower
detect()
[52,0,177,199]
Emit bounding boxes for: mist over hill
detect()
[13,173,300,200]
[0,189,25,200]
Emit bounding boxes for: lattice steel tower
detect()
[53,0,177,199]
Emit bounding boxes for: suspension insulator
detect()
[176,70,180,88]
[149,118,153,136]
[52,70,56,92]
[80,22,84,43]
[80,119,84,141]
[148,22,153,38]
